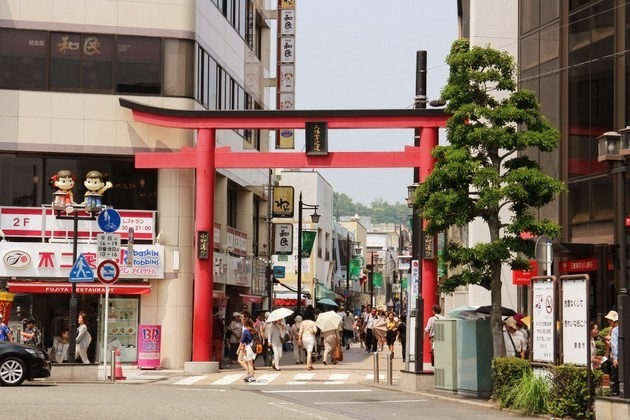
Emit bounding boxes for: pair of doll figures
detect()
[51,169,112,213]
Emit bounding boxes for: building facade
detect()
[0,0,275,368]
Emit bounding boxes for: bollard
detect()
[110,350,116,383]
[373,352,380,384]
[387,352,393,385]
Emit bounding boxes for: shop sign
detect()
[226,227,247,256]
[559,258,597,273]
[137,325,161,369]
[0,206,156,240]
[273,223,293,254]
[227,256,252,287]
[0,242,164,279]
[512,260,538,286]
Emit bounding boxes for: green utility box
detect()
[456,319,493,398]
[433,319,458,392]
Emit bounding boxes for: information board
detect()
[532,277,555,363]
[561,276,589,366]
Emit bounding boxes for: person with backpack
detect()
[21,318,41,347]
[0,313,13,342]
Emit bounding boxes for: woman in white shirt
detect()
[267,319,286,371]
[298,313,318,370]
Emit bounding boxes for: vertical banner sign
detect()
[276,0,296,149]
[272,186,294,218]
[410,260,419,312]
[300,230,317,258]
[0,291,15,321]
[561,276,589,366]
[273,223,293,255]
[305,122,328,155]
[532,277,556,364]
[137,325,162,369]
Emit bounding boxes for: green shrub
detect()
[505,369,550,416]
[547,365,602,420]
[492,357,531,407]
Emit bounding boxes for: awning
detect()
[240,293,262,303]
[315,283,342,300]
[7,281,151,295]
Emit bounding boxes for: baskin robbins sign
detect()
[0,242,164,279]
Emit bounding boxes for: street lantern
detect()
[297,192,319,314]
[407,183,420,208]
[597,127,630,399]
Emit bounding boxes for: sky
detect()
[287,1,458,206]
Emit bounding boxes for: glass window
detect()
[163,39,193,97]
[540,24,559,63]
[50,32,81,90]
[540,0,559,24]
[0,29,47,90]
[116,36,162,94]
[520,32,540,71]
[81,34,113,91]
[520,0,540,34]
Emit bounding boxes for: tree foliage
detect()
[333,192,411,227]
[414,39,565,357]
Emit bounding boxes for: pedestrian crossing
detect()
[171,371,386,387]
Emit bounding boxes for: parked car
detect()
[0,341,51,386]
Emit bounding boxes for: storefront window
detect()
[116,36,162,94]
[0,29,47,90]
[81,34,113,91]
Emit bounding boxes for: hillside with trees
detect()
[333,192,411,227]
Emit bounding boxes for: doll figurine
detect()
[83,170,112,212]
[51,169,76,212]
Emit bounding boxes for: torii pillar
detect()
[120,98,448,371]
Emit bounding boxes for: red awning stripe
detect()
[7,281,151,295]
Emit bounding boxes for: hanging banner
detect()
[300,230,317,258]
[373,272,383,288]
[349,256,363,280]
[0,291,15,321]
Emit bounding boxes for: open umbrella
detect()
[475,305,516,317]
[373,317,387,339]
[447,306,478,318]
[266,307,294,323]
[317,298,338,307]
[315,310,342,332]
[452,310,489,320]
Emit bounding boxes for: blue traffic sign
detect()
[273,266,286,279]
[69,254,95,283]
[98,208,121,233]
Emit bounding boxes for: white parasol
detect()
[266,307,294,323]
[315,310,342,332]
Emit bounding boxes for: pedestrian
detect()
[377,307,387,351]
[227,312,242,364]
[211,307,224,367]
[355,316,365,348]
[76,311,92,363]
[605,310,619,396]
[385,311,398,358]
[424,304,445,365]
[291,315,305,364]
[267,319,285,371]
[49,327,69,363]
[361,304,372,349]
[341,308,354,349]
[397,315,407,362]
[0,313,13,342]
[321,327,339,365]
[298,311,318,370]
[590,322,604,370]
[363,307,378,352]
[238,319,256,382]
[21,318,41,347]
[513,313,530,357]
[503,317,525,359]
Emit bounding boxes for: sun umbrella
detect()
[266,307,294,323]
[447,306,478,318]
[521,315,531,328]
[453,310,489,320]
[315,310,342,332]
[373,317,387,339]
[475,305,516,317]
[317,298,338,307]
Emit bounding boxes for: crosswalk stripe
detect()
[212,374,244,385]
[365,373,385,380]
[293,373,315,380]
[174,375,207,385]
[325,373,350,385]
[248,373,280,385]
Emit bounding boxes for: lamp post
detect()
[597,127,630,398]
[297,192,320,314]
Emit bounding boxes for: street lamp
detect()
[297,192,319,314]
[407,183,420,208]
[597,127,630,398]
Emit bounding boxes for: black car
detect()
[0,341,51,386]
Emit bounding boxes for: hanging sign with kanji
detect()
[273,223,293,255]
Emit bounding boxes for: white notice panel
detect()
[561,278,588,366]
[532,279,555,363]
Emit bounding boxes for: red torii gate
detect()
[119,98,449,367]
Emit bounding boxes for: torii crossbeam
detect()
[119,98,449,367]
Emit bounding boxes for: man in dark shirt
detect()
[212,307,225,367]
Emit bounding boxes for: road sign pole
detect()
[68,210,79,363]
[102,284,110,379]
